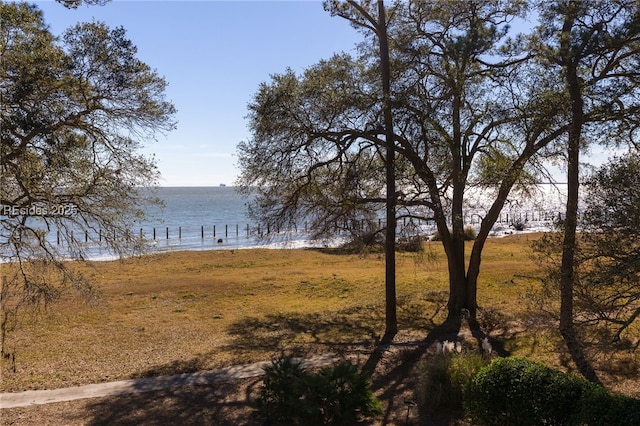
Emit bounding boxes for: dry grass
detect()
[1,234,638,403]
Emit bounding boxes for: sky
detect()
[32,0,363,186]
[25,1,621,187]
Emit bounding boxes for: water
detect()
[140,186,254,252]
[42,187,335,260]
[3,184,570,261]
[138,187,327,254]
[140,184,570,253]
[147,187,252,228]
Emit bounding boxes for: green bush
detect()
[418,352,488,412]
[572,382,640,426]
[464,357,640,426]
[463,357,585,426]
[254,357,381,425]
[305,361,382,425]
[254,357,309,423]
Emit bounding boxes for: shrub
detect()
[463,357,585,426]
[305,361,382,425]
[254,357,381,425]
[339,232,384,254]
[254,357,309,423]
[572,382,640,426]
[463,225,478,241]
[397,235,425,252]
[431,227,477,241]
[464,356,640,426]
[511,220,526,231]
[417,352,488,412]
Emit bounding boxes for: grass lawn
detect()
[1,233,638,402]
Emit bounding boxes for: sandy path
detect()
[0,353,336,409]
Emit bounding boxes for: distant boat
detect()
[219,183,226,187]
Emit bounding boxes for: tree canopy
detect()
[580,154,640,349]
[55,0,109,9]
[531,0,640,382]
[0,1,176,337]
[533,153,640,353]
[237,0,640,335]
[239,0,547,330]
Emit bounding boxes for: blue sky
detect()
[29,1,618,186]
[34,0,362,186]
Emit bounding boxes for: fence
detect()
[49,221,326,246]
[47,208,571,247]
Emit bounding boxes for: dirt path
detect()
[0,353,337,409]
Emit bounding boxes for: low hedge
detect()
[574,383,640,426]
[464,357,640,426]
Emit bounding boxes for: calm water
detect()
[121,186,325,256]
[77,187,328,259]
[138,184,569,255]
[145,186,254,232]
[6,185,569,261]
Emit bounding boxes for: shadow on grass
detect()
[82,379,263,426]
[224,300,441,358]
[115,299,440,386]
[226,307,382,353]
[81,298,517,425]
[223,301,449,425]
[78,301,438,425]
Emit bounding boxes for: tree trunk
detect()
[560,93,600,384]
[559,8,601,384]
[446,231,467,323]
[465,171,525,329]
[378,0,397,342]
[441,213,471,331]
[443,84,469,329]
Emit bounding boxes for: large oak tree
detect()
[237,0,559,335]
[1,2,176,352]
[238,0,639,351]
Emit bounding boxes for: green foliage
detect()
[254,357,309,423]
[463,357,640,426]
[254,357,381,425]
[0,1,175,354]
[532,154,640,351]
[57,0,108,8]
[583,154,640,233]
[235,0,551,281]
[573,382,640,426]
[417,352,488,412]
[1,1,176,261]
[306,361,382,425]
[464,357,581,425]
[578,155,640,347]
